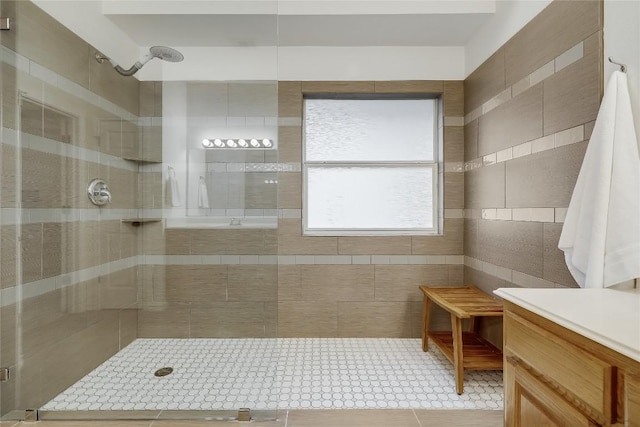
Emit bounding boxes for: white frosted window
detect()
[305,99,434,162]
[303,97,439,236]
[307,166,434,230]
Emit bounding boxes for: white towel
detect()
[198,177,210,209]
[559,70,640,288]
[166,167,181,207]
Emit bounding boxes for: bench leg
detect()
[451,313,464,394]
[422,297,431,352]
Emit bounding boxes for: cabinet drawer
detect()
[626,373,640,427]
[505,311,614,423]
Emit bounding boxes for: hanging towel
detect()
[198,176,210,209]
[559,70,640,288]
[166,166,181,207]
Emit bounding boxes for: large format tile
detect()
[278,81,302,118]
[465,48,505,113]
[543,32,601,135]
[477,220,544,277]
[411,218,464,255]
[464,163,506,209]
[464,119,479,162]
[504,0,601,86]
[338,236,411,255]
[190,302,268,338]
[506,142,587,208]
[374,265,450,301]
[478,83,543,157]
[277,301,338,337]
[338,301,414,337]
[277,219,338,255]
[374,80,443,94]
[444,126,464,163]
[543,223,579,288]
[302,81,375,93]
[444,80,464,117]
[299,265,375,302]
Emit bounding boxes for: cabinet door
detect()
[627,373,640,427]
[505,357,599,427]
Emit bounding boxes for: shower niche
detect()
[166,81,279,229]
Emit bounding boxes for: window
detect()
[303,96,440,236]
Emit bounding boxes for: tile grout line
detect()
[412,408,424,427]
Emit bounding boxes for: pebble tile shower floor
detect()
[41,338,503,411]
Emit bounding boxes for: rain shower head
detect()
[95,46,184,77]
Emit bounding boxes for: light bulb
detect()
[238,139,248,147]
[202,139,214,148]
[250,139,260,147]
[262,139,272,148]
[226,139,237,148]
[213,139,224,147]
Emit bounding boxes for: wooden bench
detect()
[419,285,504,394]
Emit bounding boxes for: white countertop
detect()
[494,287,640,363]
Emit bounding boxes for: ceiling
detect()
[105,13,492,47]
[102,1,496,48]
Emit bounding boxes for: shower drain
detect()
[154,367,173,377]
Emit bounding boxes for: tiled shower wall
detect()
[275,81,464,337]
[463,0,603,342]
[0,1,140,414]
[137,80,465,338]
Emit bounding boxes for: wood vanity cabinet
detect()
[503,301,640,427]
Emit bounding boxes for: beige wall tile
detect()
[21,223,42,284]
[464,119,479,162]
[138,306,190,338]
[504,0,602,86]
[101,268,138,309]
[338,301,413,338]
[245,172,278,209]
[88,48,140,115]
[374,80,443,93]
[465,48,505,113]
[139,81,158,117]
[302,81,375,93]
[277,172,302,209]
[39,317,119,406]
[278,126,302,163]
[477,220,544,277]
[119,308,138,349]
[277,301,338,337]
[543,223,579,287]
[374,265,450,301]
[190,229,270,255]
[0,60,19,132]
[543,32,601,135]
[164,229,190,255]
[338,236,411,255]
[478,82,543,157]
[190,302,267,338]
[278,219,338,255]
[0,304,17,367]
[1,225,17,289]
[21,149,63,208]
[278,81,302,118]
[464,163,505,209]
[444,126,464,163]
[506,142,587,208]
[1,144,18,207]
[227,265,278,302]
[164,265,228,303]
[2,1,90,89]
[464,219,479,260]
[449,265,464,285]
[444,172,464,209]
[299,265,375,301]
[277,265,302,301]
[443,80,464,116]
[411,218,463,255]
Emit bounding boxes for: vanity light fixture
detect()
[201,138,275,149]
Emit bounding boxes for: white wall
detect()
[604,0,640,146]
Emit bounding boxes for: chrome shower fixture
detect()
[95,46,184,77]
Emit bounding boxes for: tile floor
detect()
[42,338,503,413]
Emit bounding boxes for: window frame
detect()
[302,94,442,237]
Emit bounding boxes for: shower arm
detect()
[95,52,151,77]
